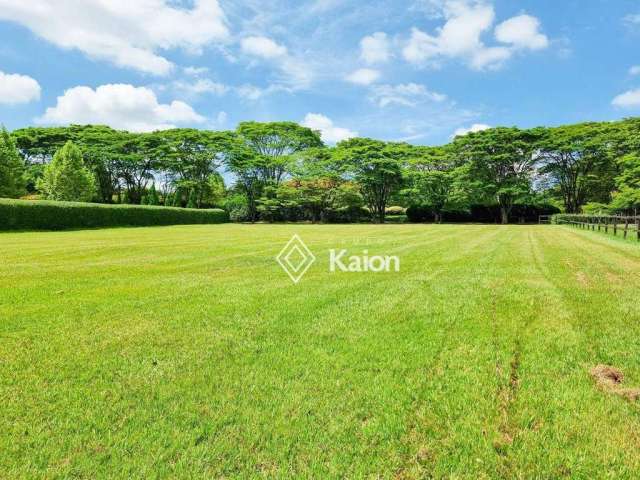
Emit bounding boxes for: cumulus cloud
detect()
[302,113,358,144]
[38,84,205,132]
[494,15,549,50]
[452,123,491,137]
[345,68,381,86]
[402,0,548,70]
[630,66,640,76]
[370,83,447,107]
[0,0,229,75]
[241,36,288,59]
[240,36,312,89]
[0,70,41,104]
[612,89,640,109]
[360,32,391,64]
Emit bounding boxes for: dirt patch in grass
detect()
[590,365,640,401]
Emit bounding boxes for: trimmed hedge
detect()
[0,199,229,231]
[406,203,561,224]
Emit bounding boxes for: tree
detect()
[454,127,538,224]
[187,189,198,208]
[0,127,26,198]
[536,123,616,213]
[37,141,96,202]
[336,138,404,223]
[147,184,160,205]
[402,146,459,223]
[236,122,324,185]
[153,129,230,208]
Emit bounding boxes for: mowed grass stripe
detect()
[1,225,640,478]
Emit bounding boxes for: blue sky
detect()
[0,0,639,145]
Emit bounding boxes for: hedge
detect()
[0,199,229,231]
[406,203,561,224]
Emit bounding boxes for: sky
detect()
[0,0,639,146]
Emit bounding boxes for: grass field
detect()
[2,224,640,478]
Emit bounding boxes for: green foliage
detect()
[0,199,228,230]
[453,127,539,224]
[173,188,183,207]
[223,193,250,222]
[37,141,96,202]
[187,189,198,209]
[147,184,160,206]
[335,138,404,223]
[0,127,26,198]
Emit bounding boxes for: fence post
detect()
[614,218,618,236]
[624,218,629,240]
[637,218,640,242]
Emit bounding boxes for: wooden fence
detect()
[554,214,640,241]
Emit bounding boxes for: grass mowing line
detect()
[2,225,640,477]
[514,227,640,476]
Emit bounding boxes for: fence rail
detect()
[554,214,640,241]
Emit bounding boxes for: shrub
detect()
[385,206,407,215]
[324,206,370,224]
[0,199,229,231]
[187,189,198,209]
[223,194,251,222]
[37,141,96,202]
[406,205,434,223]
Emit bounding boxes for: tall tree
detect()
[236,122,323,185]
[336,138,404,223]
[153,129,230,208]
[0,127,26,198]
[402,146,461,223]
[37,141,96,202]
[454,127,538,224]
[536,123,616,213]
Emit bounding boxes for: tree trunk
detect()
[500,206,509,225]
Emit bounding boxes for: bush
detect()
[0,199,229,231]
[385,206,406,215]
[324,206,370,223]
[406,205,434,223]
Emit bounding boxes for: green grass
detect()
[2,224,640,478]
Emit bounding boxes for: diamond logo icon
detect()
[276,234,316,284]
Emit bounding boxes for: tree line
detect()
[0,117,639,223]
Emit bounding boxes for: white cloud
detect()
[236,84,268,101]
[402,1,547,70]
[345,68,381,86]
[630,66,640,76]
[183,66,210,76]
[370,83,447,107]
[494,14,549,50]
[0,0,229,76]
[38,84,205,132]
[302,113,358,144]
[172,79,229,97]
[0,70,41,104]
[612,89,640,109]
[241,36,288,59]
[452,123,491,137]
[240,36,312,89]
[469,46,512,70]
[360,32,391,64]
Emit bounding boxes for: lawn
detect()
[2,224,640,478]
